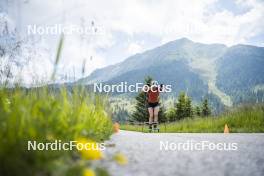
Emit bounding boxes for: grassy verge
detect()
[0,86,113,176]
[121,104,264,133]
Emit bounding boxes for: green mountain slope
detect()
[78,38,264,108]
[216,44,264,104]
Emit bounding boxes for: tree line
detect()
[130,77,211,123]
[165,92,211,122]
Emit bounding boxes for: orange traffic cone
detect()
[224,124,229,133]
[113,122,120,133]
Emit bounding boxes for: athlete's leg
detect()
[148,107,154,130]
[153,106,160,123]
[148,107,154,124]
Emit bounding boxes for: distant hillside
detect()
[216,45,264,104]
[78,38,264,109]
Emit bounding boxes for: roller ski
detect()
[148,122,160,133]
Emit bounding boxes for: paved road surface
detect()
[102,130,264,176]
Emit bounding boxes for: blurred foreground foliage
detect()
[0,86,113,176]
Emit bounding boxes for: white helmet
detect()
[151,80,159,87]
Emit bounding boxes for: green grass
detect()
[0,86,113,176]
[121,104,264,133]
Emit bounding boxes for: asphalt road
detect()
[102,130,264,176]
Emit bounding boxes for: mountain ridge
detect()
[77,38,264,107]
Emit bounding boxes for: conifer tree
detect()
[158,105,167,123]
[185,96,193,117]
[202,98,211,117]
[131,76,152,122]
[176,92,186,119]
[195,105,201,116]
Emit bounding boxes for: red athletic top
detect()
[147,87,160,103]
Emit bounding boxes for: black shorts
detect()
[148,102,159,108]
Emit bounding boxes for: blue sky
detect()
[1,0,264,83]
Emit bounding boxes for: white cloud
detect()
[127,42,142,55]
[3,0,264,83]
[11,0,264,46]
[58,34,107,77]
